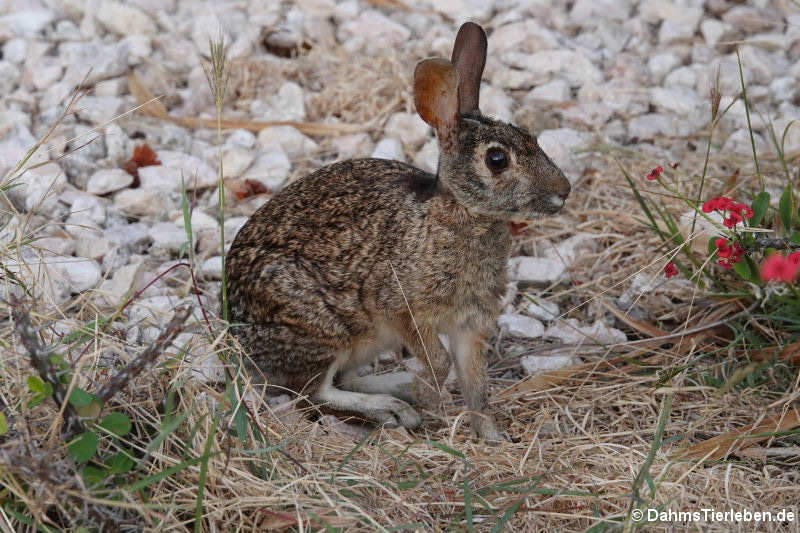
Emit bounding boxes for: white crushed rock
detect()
[520,354,581,376]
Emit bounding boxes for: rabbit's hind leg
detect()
[315,352,421,429]
[339,370,416,404]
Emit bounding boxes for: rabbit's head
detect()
[415,23,571,219]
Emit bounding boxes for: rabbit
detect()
[225,22,571,441]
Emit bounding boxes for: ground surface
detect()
[1,0,799,531]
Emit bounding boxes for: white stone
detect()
[66,194,107,226]
[527,79,571,103]
[537,128,592,182]
[520,354,581,376]
[96,1,156,35]
[544,233,598,265]
[770,77,797,103]
[502,50,603,87]
[241,148,291,191]
[257,125,317,158]
[226,129,257,149]
[338,10,411,50]
[150,222,193,254]
[200,256,222,279]
[0,9,55,35]
[384,112,430,150]
[650,87,700,117]
[2,38,27,64]
[114,188,176,218]
[570,0,632,23]
[723,129,768,156]
[29,56,63,91]
[371,137,405,162]
[331,133,372,159]
[74,95,124,124]
[252,81,306,122]
[157,151,218,189]
[647,53,680,84]
[659,7,703,45]
[628,113,682,140]
[224,216,249,242]
[170,209,219,232]
[722,6,780,34]
[54,256,102,293]
[86,168,133,195]
[498,313,545,339]
[664,66,697,89]
[75,234,112,260]
[507,256,565,283]
[700,19,729,47]
[544,319,627,345]
[413,138,439,174]
[23,165,66,213]
[222,146,255,179]
[490,20,559,53]
[525,300,560,321]
[480,84,513,122]
[37,233,77,257]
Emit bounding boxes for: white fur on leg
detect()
[315,358,421,428]
[339,370,415,403]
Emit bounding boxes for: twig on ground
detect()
[97,306,192,403]
[10,296,85,435]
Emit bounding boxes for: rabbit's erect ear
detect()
[414,58,459,150]
[451,22,487,114]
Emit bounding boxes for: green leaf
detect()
[99,413,132,438]
[69,387,95,407]
[68,431,98,463]
[733,259,753,281]
[751,191,770,227]
[107,451,136,474]
[779,185,793,233]
[81,465,107,487]
[27,375,47,394]
[27,376,53,407]
[707,237,718,256]
[0,412,8,435]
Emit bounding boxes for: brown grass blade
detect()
[675,410,800,461]
[127,72,366,136]
[600,298,669,337]
[366,0,410,9]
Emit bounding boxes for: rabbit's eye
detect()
[485,148,509,173]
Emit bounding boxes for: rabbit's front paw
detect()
[473,414,507,443]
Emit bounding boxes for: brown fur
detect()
[225,23,571,439]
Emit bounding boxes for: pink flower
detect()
[760,254,799,283]
[788,252,800,267]
[664,261,678,278]
[646,166,663,180]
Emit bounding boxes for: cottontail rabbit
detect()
[225,22,570,441]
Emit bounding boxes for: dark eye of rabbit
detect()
[485,148,509,173]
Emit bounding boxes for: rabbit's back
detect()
[226,158,510,387]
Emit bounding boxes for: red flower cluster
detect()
[760,252,800,283]
[664,261,678,278]
[701,196,754,228]
[646,166,663,180]
[714,238,746,269]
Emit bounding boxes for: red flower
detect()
[664,261,678,278]
[717,259,733,269]
[729,203,754,218]
[788,251,800,266]
[646,166,663,180]
[760,254,799,283]
[715,238,732,258]
[723,212,743,228]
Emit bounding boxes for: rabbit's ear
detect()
[451,22,487,114]
[414,58,459,149]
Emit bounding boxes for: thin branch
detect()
[97,306,192,403]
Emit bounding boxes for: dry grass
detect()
[2,34,800,533]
